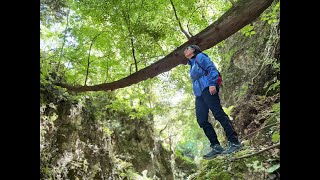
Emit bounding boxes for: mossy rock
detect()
[175,149,197,173]
[190,149,277,180]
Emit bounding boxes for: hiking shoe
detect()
[222,141,241,154]
[203,144,224,159]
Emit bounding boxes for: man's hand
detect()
[209,86,217,95]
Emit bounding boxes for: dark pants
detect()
[195,87,238,146]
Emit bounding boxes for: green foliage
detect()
[175,120,209,161]
[272,60,280,72]
[230,83,250,101]
[220,48,236,70]
[240,24,256,36]
[193,157,244,179]
[261,1,280,25]
[266,80,280,95]
[272,102,280,114]
[223,105,234,117]
[41,0,280,179]
[102,126,113,136]
[239,83,249,98]
[246,160,266,173]
[271,131,280,143]
[175,149,196,168]
[40,0,233,88]
[191,151,279,180]
[263,102,280,139]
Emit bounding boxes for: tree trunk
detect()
[56,0,274,92]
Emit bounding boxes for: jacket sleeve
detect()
[196,53,219,86]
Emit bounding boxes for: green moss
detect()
[265,109,280,126]
[231,160,247,172]
[175,149,193,164]
[233,148,255,157]
[272,102,280,113]
[193,153,278,180]
[265,80,280,96]
[194,154,273,179]
[175,149,197,171]
[236,83,248,99]
[221,49,237,70]
[138,151,151,162]
[195,157,245,179]
[206,170,232,180]
[40,166,53,179]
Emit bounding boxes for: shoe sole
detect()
[202,153,222,160]
[221,147,241,155]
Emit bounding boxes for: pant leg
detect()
[201,87,239,143]
[195,96,220,146]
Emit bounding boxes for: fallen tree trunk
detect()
[56,0,275,92]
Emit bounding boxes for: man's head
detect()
[184,45,202,59]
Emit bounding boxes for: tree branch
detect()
[229,143,280,161]
[162,133,179,141]
[130,55,164,75]
[159,122,170,135]
[57,8,70,71]
[56,0,275,92]
[186,5,214,37]
[169,0,191,39]
[122,8,139,73]
[131,37,138,72]
[128,14,138,73]
[84,31,106,86]
[104,59,109,83]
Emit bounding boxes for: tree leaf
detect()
[271,131,280,143]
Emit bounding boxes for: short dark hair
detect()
[189,45,202,55]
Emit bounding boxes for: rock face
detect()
[40,83,196,180]
[218,3,280,107]
[216,0,280,140]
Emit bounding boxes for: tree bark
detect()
[131,37,138,72]
[56,0,274,92]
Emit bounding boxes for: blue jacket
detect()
[188,53,219,97]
